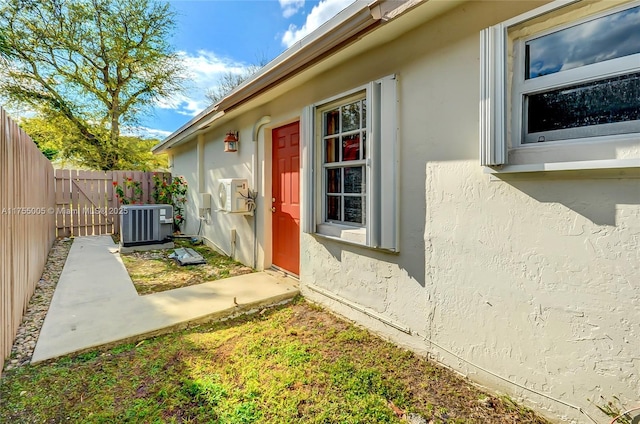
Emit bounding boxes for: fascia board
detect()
[153,0,418,154]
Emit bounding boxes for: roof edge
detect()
[153,0,416,154]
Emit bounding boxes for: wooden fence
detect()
[0,108,56,371]
[54,170,171,237]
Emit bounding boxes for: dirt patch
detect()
[120,239,253,295]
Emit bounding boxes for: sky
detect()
[141,0,357,140]
[526,5,640,79]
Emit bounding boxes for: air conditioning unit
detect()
[120,204,173,247]
[218,178,249,213]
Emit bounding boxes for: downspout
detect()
[196,134,205,238]
[252,116,271,269]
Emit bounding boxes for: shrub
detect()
[113,178,143,205]
[152,174,188,230]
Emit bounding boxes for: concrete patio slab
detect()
[31,235,299,363]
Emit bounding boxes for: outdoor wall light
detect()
[224,131,238,152]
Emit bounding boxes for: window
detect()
[480,0,640,169]
[322,97,367,226]
[302,75,398,251]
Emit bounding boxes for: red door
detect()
[272,122,300,275]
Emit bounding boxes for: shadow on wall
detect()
[315,235,426,288]
[500,172,640,226]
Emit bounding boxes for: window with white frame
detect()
[322,95,367,226]
[302,75,398,251]
[480,0,640,169]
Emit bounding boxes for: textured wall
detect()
[171,132,256,265]
[171,1,640,421]
[300,1,640,422]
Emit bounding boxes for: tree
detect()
[0,0,184,170]
[0,30,9,58]
[206,55,269,104]
[19,115,168,170]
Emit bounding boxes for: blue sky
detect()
[141,0,356,139]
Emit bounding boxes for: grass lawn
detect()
[0,299,549,424]
[120,239,253,295]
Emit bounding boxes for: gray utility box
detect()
[120,204,174,247]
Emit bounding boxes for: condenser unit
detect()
[218,178,250,213]
[120,204,174,247]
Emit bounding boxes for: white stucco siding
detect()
[201,123,255,264]
[171,121,257,265]
[301,1,640,422]
[170,144,198,234]
[423,160,640,419]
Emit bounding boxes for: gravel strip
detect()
[2,238,72,372]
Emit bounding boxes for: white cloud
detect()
[155,50,248,117]
[122,126,173,140]
[282,0,356,47]
[280,0,305,18]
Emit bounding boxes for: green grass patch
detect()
[120,239,253,295]
[0,300,549,423]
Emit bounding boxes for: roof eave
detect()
[152,0,418,154]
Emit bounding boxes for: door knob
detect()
[271,207,276,212]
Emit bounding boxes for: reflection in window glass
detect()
[327,168,341,193]
[361,99,367,129]
[327,196,340,221]
[325,138,339,163]
[325,109,339,135]
[363,131,367,159]
[344,167,363,193]
[526,72,640,136]
[344,197,363,224]
[526,6,640,79]
[342,134,360,161]
[342,102,361,132]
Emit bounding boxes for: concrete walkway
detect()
[31,235,299,363]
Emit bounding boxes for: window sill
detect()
[313,223,399,254]
[317,223,366,244]
[484,158,640,179]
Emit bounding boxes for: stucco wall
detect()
[170,143,198,232]
[298,1,640,423]
[171,121,257,265]
[170,1,640,421]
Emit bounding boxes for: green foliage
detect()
[18,115,168,170]
[230,401,262,423]
[113,178,143,205]
[39,146,59,161]
[110,343,137,355]
[592,396,636,424]
[0,0,184,170]
[181,375,228,406]
[0,30,9,59]
[152,174,187,228]
[75,351,100,363]
[115,136,169,171]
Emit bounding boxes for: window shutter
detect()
[369,75,398,251]
[301,105,315,234]
[479,25,507,166]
